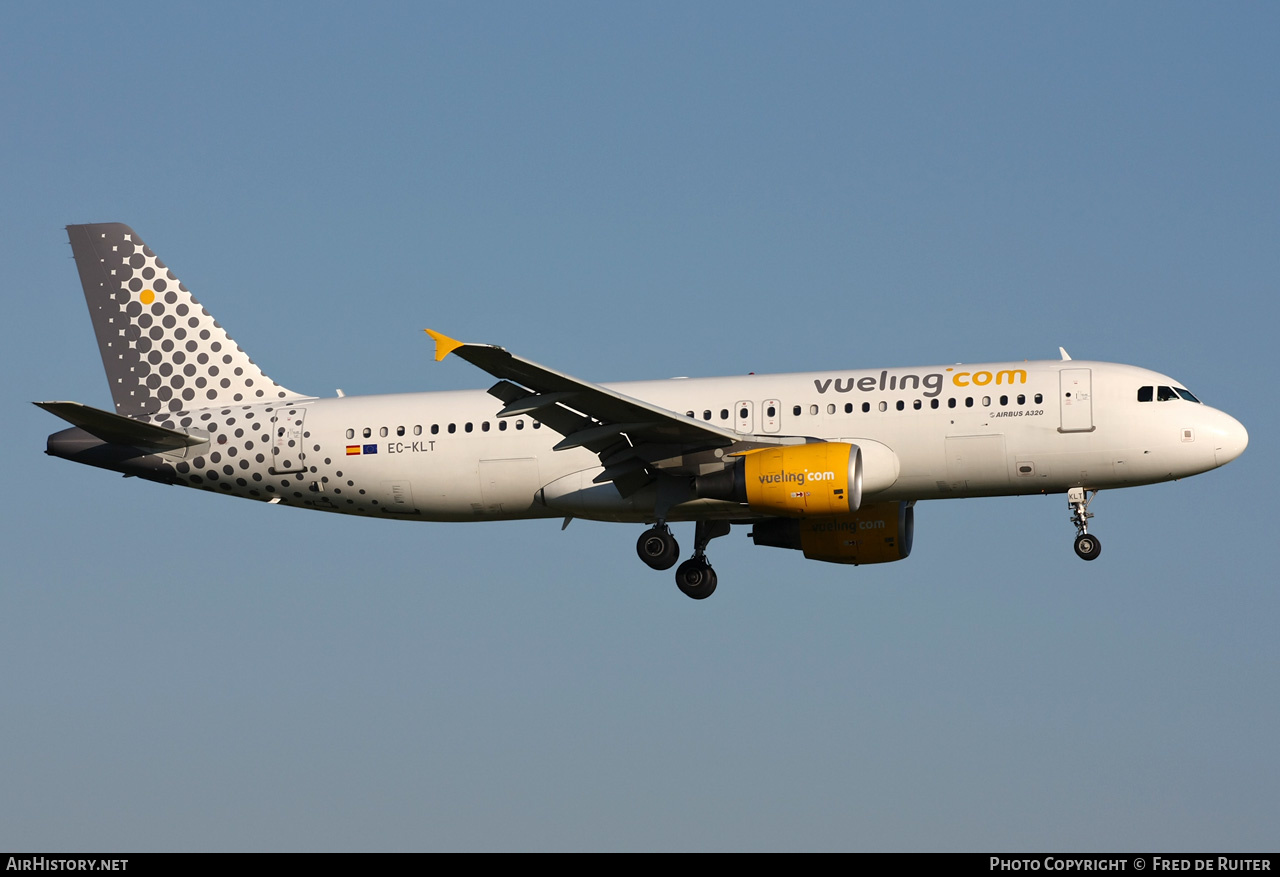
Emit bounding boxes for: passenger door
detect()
[269,406,308,474]
[1059,369,1094,433]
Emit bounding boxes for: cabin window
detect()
[345,428,354,440]
[431,424,439,435]
[913,399,922,410]
[980,396,990,407]
[516,420,524,430]
[965,397,974,408]
[1157,386,1179,401]
[766,405,777,418]
[878,401,887,412]
[396,425,405,436]
[499,420,507,431]
[741,407,750,419]
[862,402,871,413]
[448,423,456,434]
[930,399,939,409]
[896,400,905,411]
[720,409,729,420]
[999,396,1008,406]
[1017,395,1025,405]
[809,404,819,415]
[827,404,836,415]
[1034,394,1043,404]
[703,410,712,420]
[482,421,490,432]
[845,403,853,414]
[533,422,541,429]
[1138,386,1153,402]
[465,422,473,433]
[793,405,801,416]
[685,411,694,418]
[413,425,422,436]
[363,427,371,438]
[948,398,957,409]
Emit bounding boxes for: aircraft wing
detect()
[426,330,739,449]
[425,330,741,494]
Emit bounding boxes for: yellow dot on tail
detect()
[140,289,155,305]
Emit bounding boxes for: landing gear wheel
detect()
[1068,488,1102,562]
[637,527,680,570]
[675,558,718,600]
[1073,533,1102,561]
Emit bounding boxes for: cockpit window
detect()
[1139,385,1201,403]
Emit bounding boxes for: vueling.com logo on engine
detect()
[758,469,837,486]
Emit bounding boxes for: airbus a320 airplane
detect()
[39,223,1248,599]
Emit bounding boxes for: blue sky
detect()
[2,2,1277,851]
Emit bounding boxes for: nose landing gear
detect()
[1068,487,1102,561]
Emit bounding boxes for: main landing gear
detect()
[637,524,679,570]
[675,557,716,600]
[1068,487,1102,561]
[638,519,730,599]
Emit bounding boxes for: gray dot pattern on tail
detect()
[75,223,301,416]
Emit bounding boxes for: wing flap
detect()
[497,391,579,418]
[552,422,654,452]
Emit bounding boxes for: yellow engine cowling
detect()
[750,501,914,565]
[696,442,863,517]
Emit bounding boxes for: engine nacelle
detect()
[696,442,862,517]
[750,501,914,565]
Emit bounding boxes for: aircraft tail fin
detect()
[65,223,303,419]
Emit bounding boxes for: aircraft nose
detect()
[1213,412,1248,467]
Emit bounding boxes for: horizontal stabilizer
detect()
[34,401,208,452]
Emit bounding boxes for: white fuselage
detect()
[48,223,1250,590]
[147,358,1246,524]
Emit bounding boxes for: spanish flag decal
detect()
[346,445,361,455]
